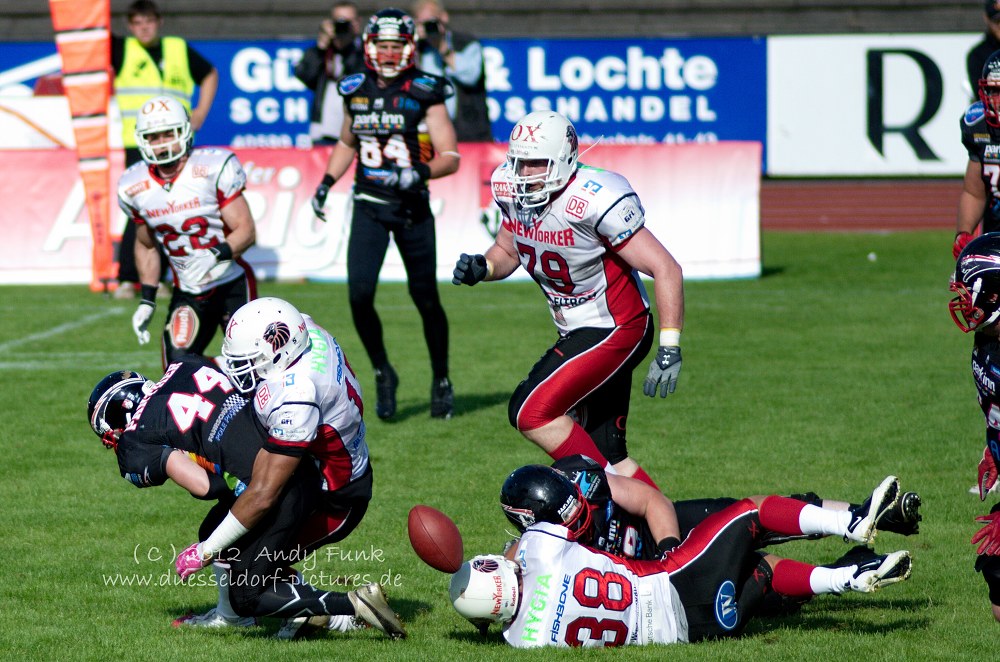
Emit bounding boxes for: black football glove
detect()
[312,174,335,221]
[452,253,488,286]
[643,346,682,397]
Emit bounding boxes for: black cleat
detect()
[430,377,454,419]
[876,491,922,536]
[374,365,399,420]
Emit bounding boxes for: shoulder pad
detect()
[408,74,453,103]
[339,72,366,96]
[966,101,986,126]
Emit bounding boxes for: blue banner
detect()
[0,37,767,151]
[481,37,766,148]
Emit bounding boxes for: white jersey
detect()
[503,522,688,648]
[492,163,651,333]
[118,147,249,294]
[250,315,369,492]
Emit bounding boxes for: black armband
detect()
[321,173,336,187]
[656,536,681,554]
[209,242,233,261]
[139,284,158,304]
[414,162,432,181]
[195,472,233,501]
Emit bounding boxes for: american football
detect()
[407,505,463,573]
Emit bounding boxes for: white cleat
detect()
[348,583,406,639]
[845,476,900,544]
[847,550,912,593]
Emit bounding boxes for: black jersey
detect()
[116,356,263,491]
[337,68,452,203]
[552,455,658,560]
[961,101,1000,234]
[972,334,1000,466]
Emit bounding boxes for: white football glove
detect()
[179,248,218,288]
[132,301,155,345]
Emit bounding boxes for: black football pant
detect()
[346,198,449,379]
[199,462,355,618]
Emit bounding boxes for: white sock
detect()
[213,563,240,620]
[809,565,856,595]
[798,504,852,537]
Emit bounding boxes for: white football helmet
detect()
[506,110,579,209]
[221,297,311,394]
[449,555,521,630]
[134,95,192,165]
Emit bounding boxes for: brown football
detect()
[407,505,463,573]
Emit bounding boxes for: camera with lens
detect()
[421,19,443,48]
[333,19,352,36]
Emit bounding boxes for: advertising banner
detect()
[767,34,980,176]
[0,142,760,285]
[483,37,766,148]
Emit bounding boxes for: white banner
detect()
[768,34,980,176]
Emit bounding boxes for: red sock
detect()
[758,495,807,535]
[629,466,659,490]
[550,422,609,467]
[770,558,817,598]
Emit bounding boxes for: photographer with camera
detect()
[294,1,365,145]
[411,0,492,142]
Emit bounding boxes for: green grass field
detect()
[0,230,995,660]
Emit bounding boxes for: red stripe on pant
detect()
[515,319,647,431]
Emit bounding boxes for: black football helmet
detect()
[981,50,1000,127]
[362,8,416,79]
[551,454,613,506]
[500,465,592,540]
[87,370,150,450]
[951,233,1000,332]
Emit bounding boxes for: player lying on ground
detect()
[87,361,405,639]
[451,466,912,647]
[501,456,920,615]
[502,454,921,562]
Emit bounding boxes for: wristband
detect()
[656,536,681,554]
[659,328,681,347]
[139,284,158,304]
[201,511,249,559]
[321,173,336,187]
[414,162,432,181]
[210,242,233,261]
[196,472,232,501]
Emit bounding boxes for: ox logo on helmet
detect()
[263,321,291,352]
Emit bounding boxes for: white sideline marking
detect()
[0,307,124,354]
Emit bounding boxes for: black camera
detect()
[422,19,441,36]
[333,19,352,36]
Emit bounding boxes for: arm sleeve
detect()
[597,194,646,248]
[216,154,248,206]
[186,43,215,83]
[447,40,484,87]
[193,471,233,501]
[294,47,325,89]
[116,437,171,488]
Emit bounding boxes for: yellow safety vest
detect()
[114,36,195,147]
